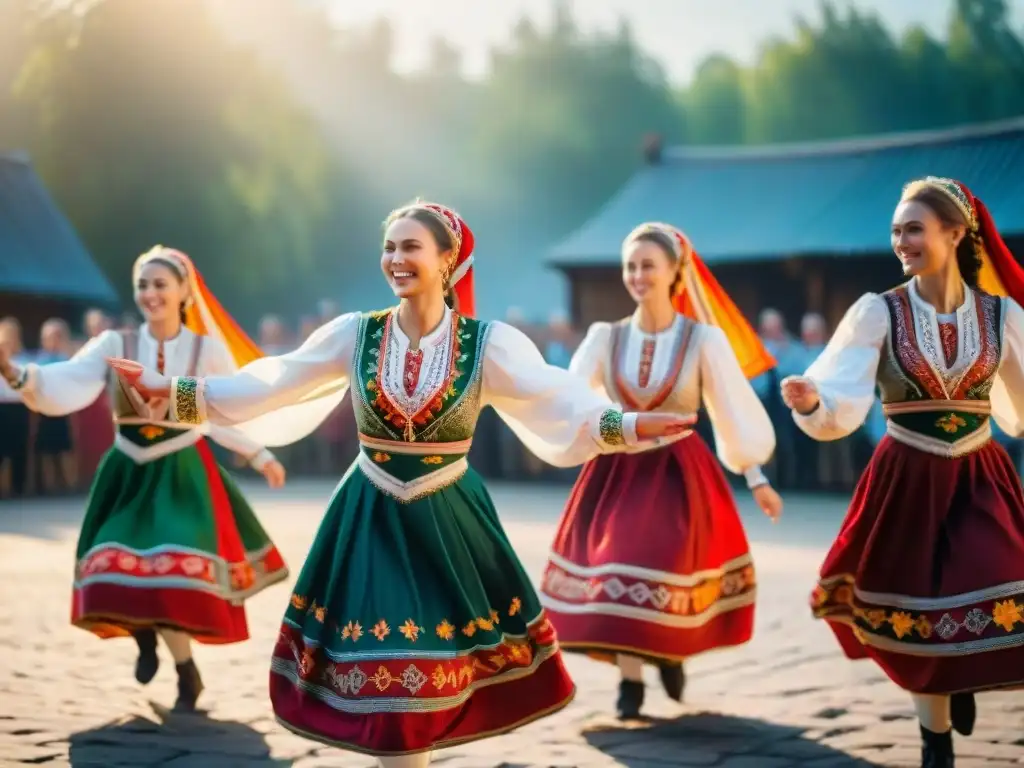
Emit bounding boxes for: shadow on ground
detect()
[583,711,880,767]
[68,712,283,767]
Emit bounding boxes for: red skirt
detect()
[812,435,1024,694]
[540,435,755,663]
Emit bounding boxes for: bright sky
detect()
[325,0,1024,84]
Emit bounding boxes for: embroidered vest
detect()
[112,331,203,449]
[605,317,696,412]
[351,310,490,501]
[878,284,1004,457]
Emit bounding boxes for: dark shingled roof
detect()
[550,117,1024,266]
[0,152,117,303]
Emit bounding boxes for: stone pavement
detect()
[0,481,1021,767]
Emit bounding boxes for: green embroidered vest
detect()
[112,330,201,449]
[877,284,1003,452]
[351,309,490,488]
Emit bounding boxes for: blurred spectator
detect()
[83,308,113,340]
[74,311,116,483]
[118,312,140,333]
[258,314,291,355]
[752,309,799,487]
[0,318,31,498]
[33,319,77,494]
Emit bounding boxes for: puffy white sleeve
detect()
[990,298,1024,437]
[793,293,887,441]
[698,325,776,475]
[482,321,641,468]
[568,322,612,397]
[196,336,276,469]
[171,312,358,447]
[14,330,122,416]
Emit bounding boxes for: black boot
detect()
[133,628,159,685]
[920,725,954,768]
[173,658,204,713]
[616,679,644,720]
[658,661,686,702]
[950,692,975,736]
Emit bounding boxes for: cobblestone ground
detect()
[0,481,1021,767]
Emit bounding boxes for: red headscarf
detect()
[903,177,1024,305]
[416,203,477,318]
[629,223,776,379]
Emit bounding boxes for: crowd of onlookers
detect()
[3,302,1022,501]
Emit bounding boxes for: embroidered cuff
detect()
[744,465,768,489]
[3,363,29,391]
[249,448,274,471]
[598,408,626,447]
[171,376,207,425]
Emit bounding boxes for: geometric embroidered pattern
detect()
[272,615,558,703]
[542,559,755,618]
[811,573,1024,654]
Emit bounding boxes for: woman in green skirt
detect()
[0,246,290,712]
[109,203,694,767]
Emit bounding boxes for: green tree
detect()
[11,0,333,323]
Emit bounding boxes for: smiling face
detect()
[134,260,187,324]
[381,215,452,301]
[891,199,964,279]
[622,236,678,307]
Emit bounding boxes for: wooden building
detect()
[548,118,1024,332]
[0,153,118,341]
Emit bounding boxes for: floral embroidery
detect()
[341,621,364,642]
[812,576,1024,645]
[421,455,444,465]
[399,619,423,642]
[76,544,285,596]
[368,312,465,442]
[139,425,165,440]
[509,597,522,616]
[993,600,1024,632]
[890,611,914,639]
[291,594,308,611]
[436,619,455,640]
[372,452,391,463]
[462,621,477,637]
[275,618,557,701]
[371,620,391,641]
[313,604,327,623]
[936,413,967,434]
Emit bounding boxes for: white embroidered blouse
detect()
[569,313,776,484]
[170,306,646,468]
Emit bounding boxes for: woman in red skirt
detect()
[782,178,1024,768]
[540,223,784,719]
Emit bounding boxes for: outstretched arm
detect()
[1,331,122,416]
[483,321,694,468]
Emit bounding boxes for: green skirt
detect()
[72,438,288,644]
[270,464,575,755]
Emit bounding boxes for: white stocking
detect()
[616,654,644,683]
[378,752,431,768]
[912,692,951,733]
[158,628,193,664]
